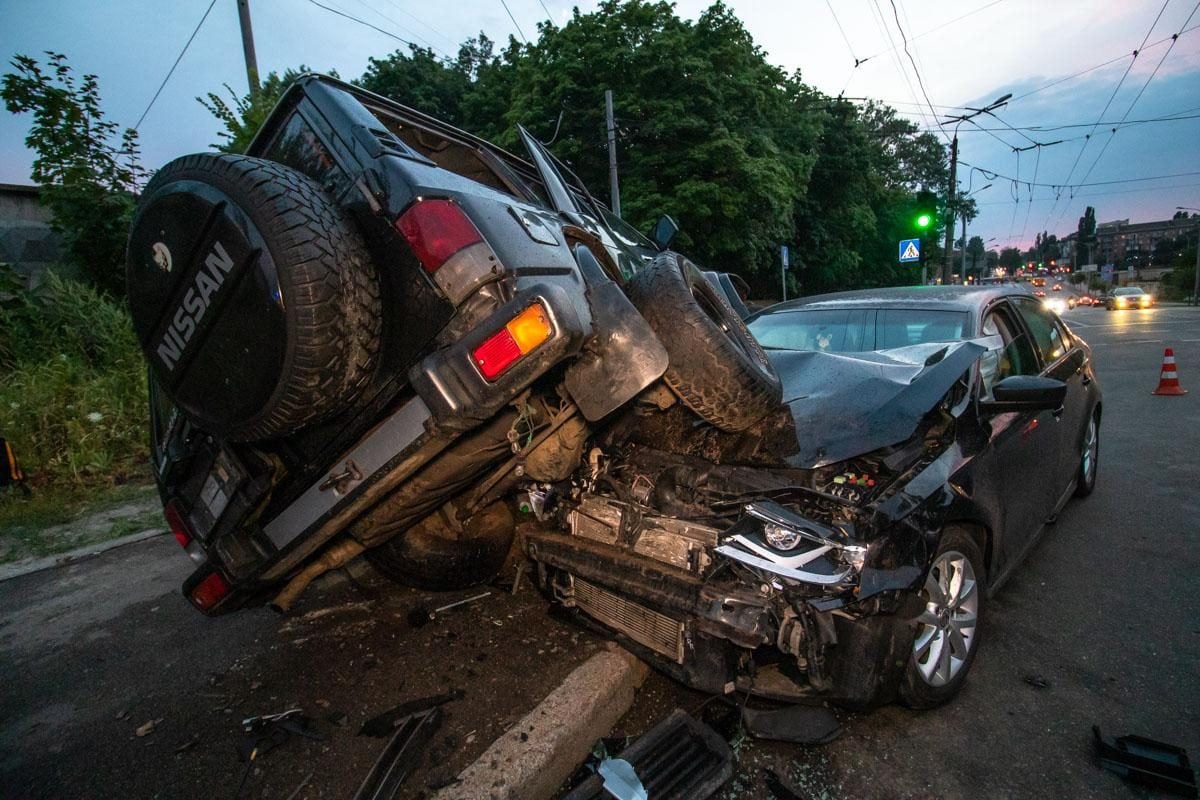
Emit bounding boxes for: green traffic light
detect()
[916,213,931,228]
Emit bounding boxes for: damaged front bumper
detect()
[527,495,926,706]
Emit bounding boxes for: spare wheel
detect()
[126,153,381,441]
[627,253,781,432]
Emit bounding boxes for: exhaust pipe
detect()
[270,538,365,613]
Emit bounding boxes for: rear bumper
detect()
[181,283,588,613]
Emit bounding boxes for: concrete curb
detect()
[436,643,649,800]
[0,528,167,583]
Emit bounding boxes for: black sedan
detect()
[528,285,1102,709]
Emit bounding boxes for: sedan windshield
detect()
[749,307,971,353]
[1113,287,1146,296]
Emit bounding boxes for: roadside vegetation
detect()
[1,55,154,558]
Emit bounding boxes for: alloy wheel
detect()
[1082,416,1098,485]
[912,550,979,687]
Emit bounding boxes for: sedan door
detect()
[976,300,1064,572]
[1010,297,1090,502]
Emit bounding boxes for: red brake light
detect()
[473,328,523,380]
[191,571,230,611]
[396,199,483,273]
[164,500,191,549]
[471,303,553,381]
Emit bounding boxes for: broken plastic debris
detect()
[597,758,647,800]
[1094,725,1197,798]
[741,704,841,745]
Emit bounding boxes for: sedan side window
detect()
[1013,298,1067,366]
[979,305,1038,399]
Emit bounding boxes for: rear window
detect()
[263,112,351,198]
[749,307,970,353]
[875,309,970,349]
[749,308,871,352]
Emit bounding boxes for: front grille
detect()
[574,578,685,663]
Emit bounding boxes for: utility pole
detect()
[941,93,1012,284]
[604,89,621,217]
[942,136,957,284]
[237,0,260,98]
[1182,208,1200,306]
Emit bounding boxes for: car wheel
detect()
[366,501,514,591]
[899,529,985,709]
[1074,410,1100,497]
[626,252,782,432]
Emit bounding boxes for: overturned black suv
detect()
[129,75,1100,710]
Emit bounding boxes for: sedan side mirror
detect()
[980,375,1067,414]
[650,214,679,250]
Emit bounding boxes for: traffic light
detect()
[916,213,932,229]
[914,190,937,232]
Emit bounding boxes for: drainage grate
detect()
[573,578,685,663]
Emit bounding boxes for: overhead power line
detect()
[135,0,217,130]
[499,0,528,42]
[305,0,420,47]
[825,0,863,66]
[857,0,1006,64]
[1073,0,1200,191]
[886,0,949,143]
[349,0,449,56]
[957,161,1200,189]
[921,112,1200,132]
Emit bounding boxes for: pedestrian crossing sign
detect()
[899,238,921,263]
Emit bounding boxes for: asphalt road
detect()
[2,304,1197,800]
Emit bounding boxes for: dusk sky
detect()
[2,0,1198,252]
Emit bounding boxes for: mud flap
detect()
[564,246,668,421]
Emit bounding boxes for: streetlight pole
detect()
[942,94,1012,284]
[1178,206,1200,306]
[959,183,992,280]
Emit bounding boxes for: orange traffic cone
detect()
[1152,348,1188,396]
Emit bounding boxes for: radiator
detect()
[573,577,685,663]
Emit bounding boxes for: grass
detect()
[0,266,156,561]
[0,481,162,563]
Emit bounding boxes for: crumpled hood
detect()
[767,340,987,468]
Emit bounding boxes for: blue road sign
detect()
[899,238,921,263]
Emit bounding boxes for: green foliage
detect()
[2,52,144,296]
[198,67,337,153]
[0,266,147,490]
[998,247,1023,271]
[197,2,949,294]
[1069,271,1088,285]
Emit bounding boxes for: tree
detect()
[2,53,144,296]
[966,235,985,274]
[998,247,1023,271]
[1076,206,1097,265]
[199,66,336,153]
[357,46,471,124]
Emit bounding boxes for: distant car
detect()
[1106,287,1153,310]
[1034,289,1046,298]
[1076,295,1094,306]
[1052,283,1063,291]
[1043,296,1069,314]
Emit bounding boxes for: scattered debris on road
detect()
[563,709,732,800]
[741,703,841,746]
[407,591,492,628]
[134,719,161,737]
[359,689,463,738]
[239,708,323,763]
[353,707,443,800]
[1022,674,1050,689]
[1094,725,1197,798]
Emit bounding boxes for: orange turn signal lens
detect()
[506,303,552,354]
[472,303,553,381]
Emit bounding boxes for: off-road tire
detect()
[366,502,515,591]
[899,528,986,709]
[627,253,781,431]
[129,153,381,441]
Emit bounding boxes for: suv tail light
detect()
[396,199,483,273]
[164,499,192,548]
[190,571,231,611]
[472,303,553,380]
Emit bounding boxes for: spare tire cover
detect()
[126,153,380,441]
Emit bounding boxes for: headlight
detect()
[764,523,803,550]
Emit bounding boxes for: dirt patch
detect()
[0,484,160,564]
